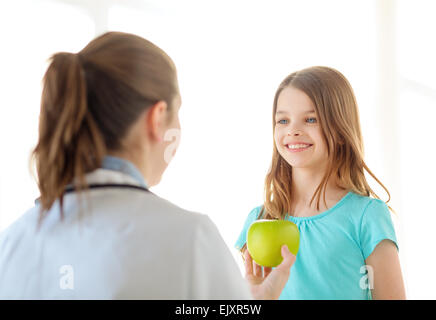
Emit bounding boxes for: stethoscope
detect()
[35,183,152,205]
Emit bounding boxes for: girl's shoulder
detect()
[346,191,391,220]
[246,205,264,220]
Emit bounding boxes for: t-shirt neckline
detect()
[285,191,353,222]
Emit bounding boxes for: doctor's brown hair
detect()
[31,32,179,221]
[259,66,393,221]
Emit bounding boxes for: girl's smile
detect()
[285,142,314,152]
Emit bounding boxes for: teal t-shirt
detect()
[234,191,399,300]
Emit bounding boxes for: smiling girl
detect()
[235,66,406,300]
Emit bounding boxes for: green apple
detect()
[247,219,300,267]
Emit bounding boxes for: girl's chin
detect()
[282,158,316,169]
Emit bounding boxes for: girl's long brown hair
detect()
[259,66,393,220]
[31,32,179,222]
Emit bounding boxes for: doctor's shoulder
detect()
[0,205,40,257]
[129,192,223,239]
[0,205,40,235]
[0,193,214,243]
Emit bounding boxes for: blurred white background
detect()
[0,0,435,299]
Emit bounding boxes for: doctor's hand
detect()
[244,245,296,300]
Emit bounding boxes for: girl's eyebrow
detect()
[275,109,316,115]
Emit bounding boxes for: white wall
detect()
[0,0,434,299]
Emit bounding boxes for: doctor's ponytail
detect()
[31,32,179,220]
[32,52,106,218]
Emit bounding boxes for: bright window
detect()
[0,0,94,229]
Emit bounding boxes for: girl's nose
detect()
[288,129,303,136]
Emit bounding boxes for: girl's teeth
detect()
[288,144,311,149]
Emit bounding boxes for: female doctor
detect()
[0,32,295,299]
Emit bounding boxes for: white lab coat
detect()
[0,169,251,299]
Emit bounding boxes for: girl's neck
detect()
[290,167,348,215]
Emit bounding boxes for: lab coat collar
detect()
[81,168,146,187]
[101,156,148,188]
[34,168,147,206]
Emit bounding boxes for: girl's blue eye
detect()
[306,117,317,124]
[277,119,288,124]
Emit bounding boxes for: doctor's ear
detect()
[146,101,168,142]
